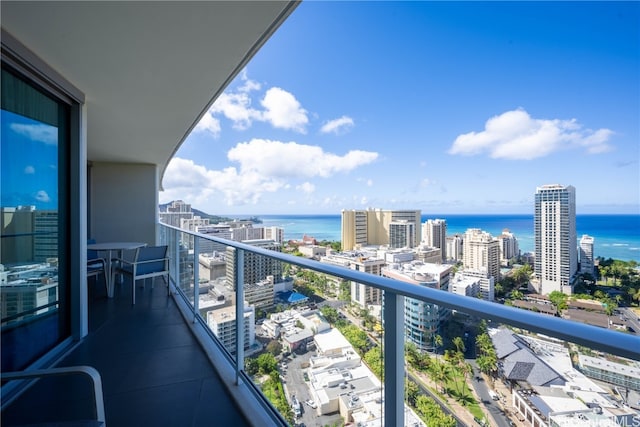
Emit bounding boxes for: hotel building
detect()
[463,228,501,282]
[579,234,595,276]
[534,184,577,295]
[341,208,421,251]
[422,218,447,263]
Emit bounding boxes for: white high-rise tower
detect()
[534,184,577,295]
[422,219,447,262]
[579,234,595,276]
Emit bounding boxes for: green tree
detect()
[256,353,278,375]
[341,324,369,354]
[548,290,569,312]
[434,334,443,352]
[245,357,259,376]
[452,336,466,355]
[363,346,383,379]
[428,357,451,395]
[406,379,420,407]
[266,340,282,357]
[320,306,339,324]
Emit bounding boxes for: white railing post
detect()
[172,228,180,293]
[193,237,200,322]
[235,248,245,385]
[384,290,404,427]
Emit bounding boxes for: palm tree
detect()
[452,336,466,356]
[428,357,451,395]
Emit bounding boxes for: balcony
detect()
[2,223,639,426]
[2,2,639,425]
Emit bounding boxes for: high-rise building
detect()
[319,249,385,308]
[422,219,447,262]
[341,208,421,251]
[197,224,233,254]
[383,262,452,353]
[225,239,283,290]
[497,229,519,266]
[206,303,255,355]
[463,228,500,282]
[262,226,285,244]
[389,220,417,249]
[159,200,194,228]
[446,234,464,262]
[579,234,595,276]
[534,184,577,295]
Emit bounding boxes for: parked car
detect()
[305,399,317,409]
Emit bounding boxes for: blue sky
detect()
[161,1,639,216]
[1,110,59,210]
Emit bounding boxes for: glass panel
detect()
[1,67,70,372]
[177,230,195,304]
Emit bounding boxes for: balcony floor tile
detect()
[1,277,250,427]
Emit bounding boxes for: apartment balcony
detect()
[2,2,639,426]
[3,224,640,426]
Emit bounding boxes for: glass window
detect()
[1,66,71,372]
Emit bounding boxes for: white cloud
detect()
[11,123,57,145]
[260,87,308,133]
[448,109,614,160]
[193,111,221,136]
[35,190,50,203]
[24,166,35,174]
[161,157,286,208]
[201,76,308,133]
[227,139,378,179]
[320,115,354,134]
[238,69,261,93]
[210,91,262,130]
[162,140,377,208]
[297,182,315,194]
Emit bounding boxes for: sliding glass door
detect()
[1,66,71,372]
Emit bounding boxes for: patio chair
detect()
[113,245,169,304]
[1,365,106,426]
[87,240,108,295]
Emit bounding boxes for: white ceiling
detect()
[1,1,298,181]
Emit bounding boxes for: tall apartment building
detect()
[463,228,500,282]
[206,303,255,355]
[33,210,58,262]
[389,221,417,249]
[181,216,210,232]
[382,262,452,353]
[159,208,193,228]
[422,219,447,262]
[458,269,495,301]
[446,234,464,262]
[225,239,283,290]
[341,208,421,251]
[579,234,595,276]
[319,249,385,308]
[497,229,519,266]
[263,226,285,244]
[166,200,192,212]
[197,224,233,254]
[534,184,577,295]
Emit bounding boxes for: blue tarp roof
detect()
[277,291,308,304]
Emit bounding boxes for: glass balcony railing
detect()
[159,222,640,427]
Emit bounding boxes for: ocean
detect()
[257,214,640,263]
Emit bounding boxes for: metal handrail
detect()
[160,221,639,360]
